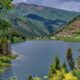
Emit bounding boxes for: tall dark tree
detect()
[0,0,12,55]
[54,56,61,70]
[66,48,74,70]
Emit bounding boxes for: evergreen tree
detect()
[54,56,61,70]
[48,56,61,78]
[66,48,74,70]
[0,0,12,55]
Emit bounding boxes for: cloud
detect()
[41,0,60,8]
[59,0,80,2]
[59,1,80,12]
[41,0,80,12]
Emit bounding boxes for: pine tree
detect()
[54,56,61,70]
[0,0,12,55]
[66,48,74,70]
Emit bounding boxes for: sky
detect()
[13,0,80,12]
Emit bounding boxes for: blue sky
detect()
[13,0,80,12]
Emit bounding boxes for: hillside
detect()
[56,15,80,37]
[5,3,79,37]
[0,16,26,43]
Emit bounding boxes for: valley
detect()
[0,1,80,80]
[7,3,79,36]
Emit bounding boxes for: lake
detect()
[2,40,80,80]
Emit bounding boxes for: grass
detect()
[62,36,80,42]
[64,38,80,42]
[52,35,80,42]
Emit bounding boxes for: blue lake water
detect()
[2,40,80,80]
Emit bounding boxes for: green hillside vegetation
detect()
[12,3,78,21]
[5,3,79,36]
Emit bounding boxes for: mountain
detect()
[5,3,80,36]
[56,15,80,37]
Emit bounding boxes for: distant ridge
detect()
[5,3,80,36]
[12,2,80,13]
